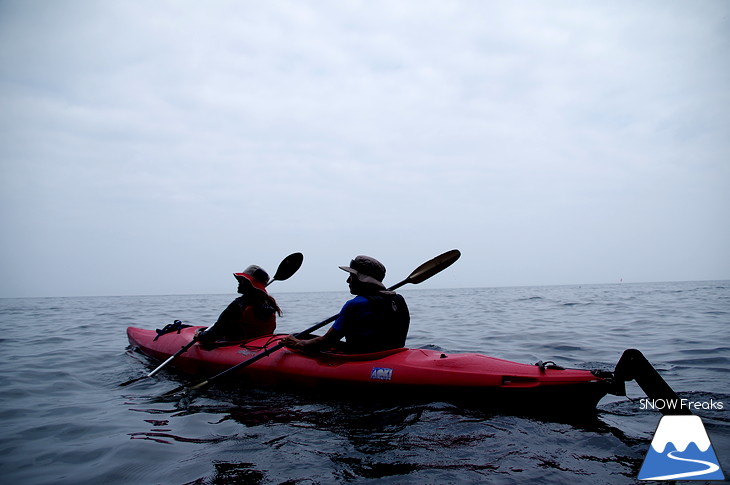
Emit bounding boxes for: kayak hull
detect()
[127,326,609,417]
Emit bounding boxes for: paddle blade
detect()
[406,249,461,285]
[119,376,147,387]
[158,383,193,398]
[269,252,304,285]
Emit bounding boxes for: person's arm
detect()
[282,327,342,351]
[283,297,356,351]
[195,298,242,343]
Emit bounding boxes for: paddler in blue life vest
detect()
[283,255,410,353]
[195,265,282,344]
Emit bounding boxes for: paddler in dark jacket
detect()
[283,255,410,353]
[196,265,282,344]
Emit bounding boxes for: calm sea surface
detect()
[1,281,728,484]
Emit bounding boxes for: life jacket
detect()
[236,304,276,339]
[345,293,410,353]
[199,296,277,343]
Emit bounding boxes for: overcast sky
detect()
[1,0,728,298]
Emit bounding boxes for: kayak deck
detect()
[127,326,610,417]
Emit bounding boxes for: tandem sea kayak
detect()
[126,325,630,417]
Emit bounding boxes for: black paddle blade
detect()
[119,376,147,387]
[158,383,193,397]
[269,252,304,285]
[407,249,461,284]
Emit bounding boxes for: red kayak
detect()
[127,326,618,416]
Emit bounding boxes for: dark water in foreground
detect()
[1,281,728,484]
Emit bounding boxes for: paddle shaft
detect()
[147,338,198,378]
[188,250,460,389]
[190,315,336,389]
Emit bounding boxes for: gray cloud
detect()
[1,0,728,297]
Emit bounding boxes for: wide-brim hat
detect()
[233,265,269,292]
[339,255,386,289]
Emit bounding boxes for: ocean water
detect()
[0,281,728,484]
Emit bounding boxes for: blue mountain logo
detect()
[639,415,725,481]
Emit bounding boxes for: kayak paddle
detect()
[265,252,304,287]
[166,249,461,394]
[120,252,304,387]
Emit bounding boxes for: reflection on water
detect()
[119,384,653,483]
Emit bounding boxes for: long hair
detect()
[240,278,282,316]
[262,292,282,317]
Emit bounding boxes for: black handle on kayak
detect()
[182,249,461,392]
[120,252,303,387]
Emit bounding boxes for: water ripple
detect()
[0,281,728,484]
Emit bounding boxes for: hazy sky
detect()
[1,0,728,298]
